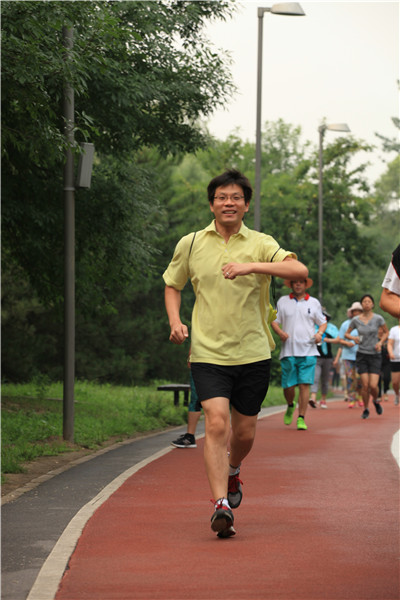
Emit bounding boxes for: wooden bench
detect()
[157,384,190,407]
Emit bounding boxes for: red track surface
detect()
[56,401,399,600]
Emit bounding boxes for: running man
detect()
[163,169,308,537]
[271,278,327,430]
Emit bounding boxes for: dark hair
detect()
[360,294,375,306]
[207,169,253,205]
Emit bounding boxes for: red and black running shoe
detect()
[210,499,234,536]
[228,473,243,509]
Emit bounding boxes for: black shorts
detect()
[190,360,271,417]
[390,361,400,373]
[356,352,382,375]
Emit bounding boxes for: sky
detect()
[204,1,399,186]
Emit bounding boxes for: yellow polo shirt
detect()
[163,220,295,365]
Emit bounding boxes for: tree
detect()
[375,116,400,154]
[255,126,379,315]
[3,119,388,384]
[2,0,236,309]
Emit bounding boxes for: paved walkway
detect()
[3,399,400,600]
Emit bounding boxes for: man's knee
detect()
[205,411,229,439]
[231,416,257,444]
[232,427,254,445]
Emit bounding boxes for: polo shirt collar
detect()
[206,220,249,237]
[289,293,310,301]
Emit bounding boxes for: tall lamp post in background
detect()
[318,122,351,303]
[63,26,75,442]
[254,3,305,231]
[62,26,94,442]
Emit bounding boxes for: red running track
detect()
[56,401,399,600]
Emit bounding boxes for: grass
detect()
[1,379,286,482]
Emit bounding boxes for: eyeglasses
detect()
[213,194,244,202]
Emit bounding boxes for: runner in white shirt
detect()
[271,278,327,430]
[380,244,400,318]
[388,321,400,406]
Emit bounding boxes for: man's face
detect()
[291,280,307,296]
[209,184,249,228]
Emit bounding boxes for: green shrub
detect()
[1,379,285,481]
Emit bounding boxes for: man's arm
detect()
[164,285,189,345]
[270,320,289,342]
[380,248,400,318]
[221,256,308,281]
[379,288,400,318]
[314,321,327,344]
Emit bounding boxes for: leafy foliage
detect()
[375,116,400,154]
[2,0,235,309]
[5,114,396,384]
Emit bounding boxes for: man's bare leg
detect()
[202,397,235,536]
[283,386,297,426]
[187,410,201,435]
[284,385,296,406]
[229,408,258,469]
[201,396,231,501]
[298,383,310,417]
[227,409,258,509]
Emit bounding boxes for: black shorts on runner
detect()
[356,352,382,375]
[390,361,400,373]
[190,360,271,417]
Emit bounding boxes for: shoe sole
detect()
[171,442,197,448]
[211,510,234,534]
[373,402,383,415]
[217,525,236,538]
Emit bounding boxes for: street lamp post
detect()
[318,122,351,304]
[63,26,75,442]
[254,3,305,231]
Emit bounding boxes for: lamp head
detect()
[258,3,305,17]
[271,3,305,15]
[326,123,351,132]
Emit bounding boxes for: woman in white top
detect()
[387,320,400,406]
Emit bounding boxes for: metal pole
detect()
[63,26,75,442]
[254,8,267,232]
[318,126,325,305]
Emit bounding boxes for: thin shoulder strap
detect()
[189,232,197,257]
[270,246,281,307]
[270,247,281,262]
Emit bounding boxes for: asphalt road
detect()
[2,426,205,600]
